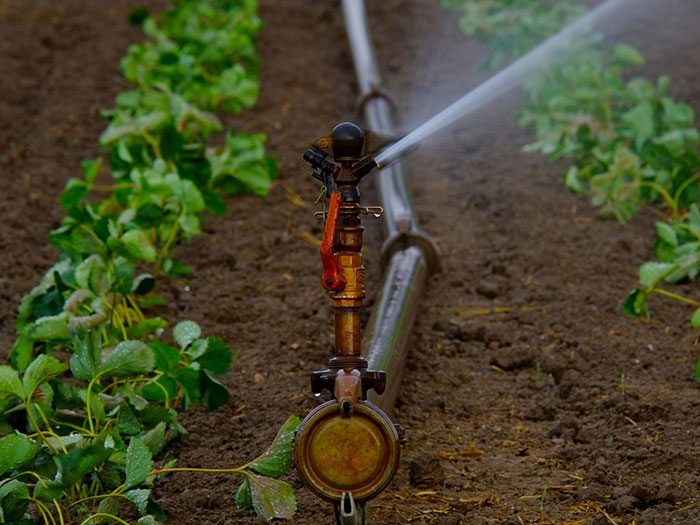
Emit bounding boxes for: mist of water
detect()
[374,0,639,168]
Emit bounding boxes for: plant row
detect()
[444,1,700,359]
[0,1,296,523]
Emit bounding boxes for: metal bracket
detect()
[335,492,366,525]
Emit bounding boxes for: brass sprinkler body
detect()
[294,123,401,518]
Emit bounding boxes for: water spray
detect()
[374,0,637,167]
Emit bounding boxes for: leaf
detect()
[69,328,102,381]
[695,357,700,381]
[655,222,677,247]
[71,225,106,256]
[140,375,178,403]
[563,165,585,194]
[248,415,302,478]
[149,342,180,373]
[81,158,102,184]
[246,473,296,521]
[173,320,201,349]
[200,370,229,411]
[194,337,232,374]
[612,43,644,67]
[97,496,121,520]
[172,367,200,406]
[118,402,142,436]
[132,273,156,295]
[623,289,649,318]
[0,435,39,476]
[10,334,34,372]
[122,229,157,262]
[125,437,153,490]
[128,317,168,340]
[33,480,65,502]
[235,478,253,509]
[22,354,67,399]
[125,488,151,515]
[57,444,112,487]
[162,258,193,277]
[0,366,25,400]
[623,102,654,147]
[59,178,89,210]
[639,261,676,288]
[691,308,700,328]
[140,421,167,457]
[0,480,30,521]
[28,317,71,343]
[99,341,155,378]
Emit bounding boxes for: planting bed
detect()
[2,0,700,523]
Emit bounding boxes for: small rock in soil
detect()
[408,455,445,488]
[476,280,500,298]
[490,343,533,371]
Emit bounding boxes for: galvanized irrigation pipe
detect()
[341,0,440,414]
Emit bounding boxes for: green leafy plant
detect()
[1,0,291,522]
[441,0,586,68]
[446,0,700,374]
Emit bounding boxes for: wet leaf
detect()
[173,320,201,349]
[0,435,39,476]
[122,229,157,262]
[23,354,67,399]
[0,480,30,521]
[126,488,151,515]
[57,445,112,488]
[248,414,301,478]
[99,341,155,378]
[125,437,153,490]
[0,366,25,400]
[140,421,168,458]
[639,261,676,288]
[247,473,296,521]
[235,478,252,509]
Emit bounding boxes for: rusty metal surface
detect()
[294,400,400,502]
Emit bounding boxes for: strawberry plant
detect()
[441,0,586,68]
[0,0,298,522]
[446,0,700,373]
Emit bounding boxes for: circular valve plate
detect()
[294,400,400,502]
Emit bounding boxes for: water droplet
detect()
[314,392,321,398]
[184,286,191,292]
[373,213,381,218]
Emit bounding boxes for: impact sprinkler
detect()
[294,122,403,524]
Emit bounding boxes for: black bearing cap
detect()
[331,122,363,162]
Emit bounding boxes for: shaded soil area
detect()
[3,0,700,523]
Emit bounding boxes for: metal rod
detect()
[341,0,437,415]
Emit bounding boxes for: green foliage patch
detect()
[0,0,293,523]
[446,0,700,374]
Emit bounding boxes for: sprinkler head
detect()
[331,122,364,163]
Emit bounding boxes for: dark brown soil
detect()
[3,0,700,524]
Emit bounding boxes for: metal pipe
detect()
[341,0,439,415]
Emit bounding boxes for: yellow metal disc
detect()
[294,400,400,502]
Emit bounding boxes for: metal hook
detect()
[335,492,365,525]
